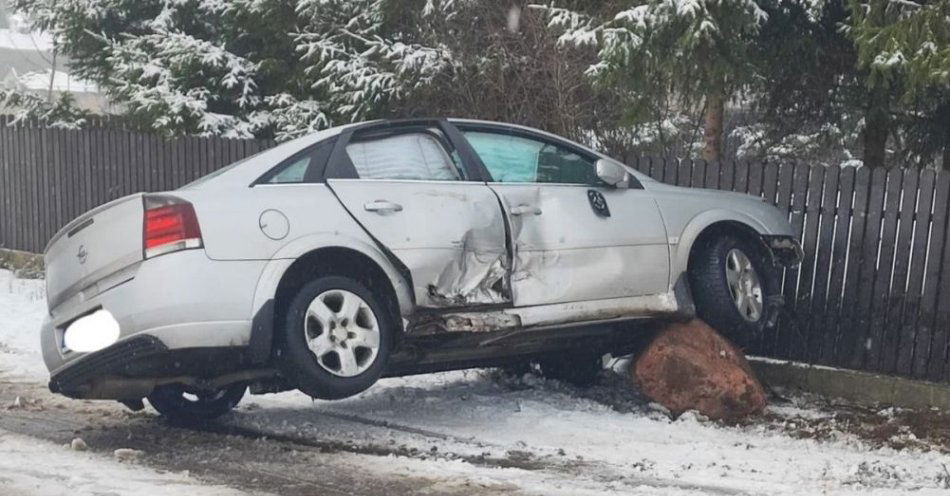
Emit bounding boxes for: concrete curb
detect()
[750,356,950,410]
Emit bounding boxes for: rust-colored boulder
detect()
[632,319,766,420]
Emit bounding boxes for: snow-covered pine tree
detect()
[294,0,456,122]
[535,0,768,161]
[11,0,612,144]
[736,0,868,167]
[11,0,458,140]
[0,89,90,128]
[849,0,950,169]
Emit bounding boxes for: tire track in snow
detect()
[209,404,753,496]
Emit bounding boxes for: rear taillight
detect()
[143,195,203,259]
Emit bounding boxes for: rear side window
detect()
[257,138,335,184]
[266,155,310,183]
[345,132,462,181]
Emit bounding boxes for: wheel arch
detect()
[674,210,771,278]
[680,216,785,341]
[247,235,413,364]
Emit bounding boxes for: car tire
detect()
[537,354,603,388]
[278,276,393,400]
[689,235,777,347]
[147,383,246,422]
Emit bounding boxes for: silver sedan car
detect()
[41,118,801,421]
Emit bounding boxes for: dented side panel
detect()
[328,179,510,308]
[489,184,671,307]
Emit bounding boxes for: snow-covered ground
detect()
[237,375,950,495]
[2,268,950,495]
[0,431,243,496]
[0,269,46,379]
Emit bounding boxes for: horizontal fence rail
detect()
[629,157,950,383]
[2,121,949,383]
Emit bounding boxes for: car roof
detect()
[184,118,648,190]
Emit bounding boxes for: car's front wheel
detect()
[147,382,246,422]
[689,235,778,347]
[278,276,393,400]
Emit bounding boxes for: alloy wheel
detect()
[303,289,381,377]
[725,248,764,322]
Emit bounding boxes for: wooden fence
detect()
[2,122,950,383]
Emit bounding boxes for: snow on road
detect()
[0,431,245,496]
[2,268,950,495]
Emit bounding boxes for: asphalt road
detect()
[0,379,519,496]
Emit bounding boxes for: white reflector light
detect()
[63,310,120,353]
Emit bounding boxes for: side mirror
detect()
[596,159,630,188]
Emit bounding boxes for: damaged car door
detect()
[326,122,511,308]
[458,125,670,308]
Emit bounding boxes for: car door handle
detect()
[364,200,403,213]
[509,204,542,216]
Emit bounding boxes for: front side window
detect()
[345,131,462,181]
[464,130,601,185]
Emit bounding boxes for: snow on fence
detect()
[1,119,949,383]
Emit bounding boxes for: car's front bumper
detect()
[762,235,804,267]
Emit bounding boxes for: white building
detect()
[0,1,112,113]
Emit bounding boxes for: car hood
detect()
[645,181,794,237]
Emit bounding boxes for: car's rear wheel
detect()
[689,234,777,347]
[278,276,393,400]
[147,383,246,422]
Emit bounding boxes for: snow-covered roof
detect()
[0,28,52,51]
[12,69,97,93]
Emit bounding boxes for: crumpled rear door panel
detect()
[328,179,511,308]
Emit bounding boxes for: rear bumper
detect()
[48,335,254,399]
[49,335,165,397]
[42,250,268,396]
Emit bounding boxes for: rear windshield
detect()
[179,155,255,189]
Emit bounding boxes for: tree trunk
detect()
[703,91,724,162]
[863,89,889,169]
[47,49,57,103]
